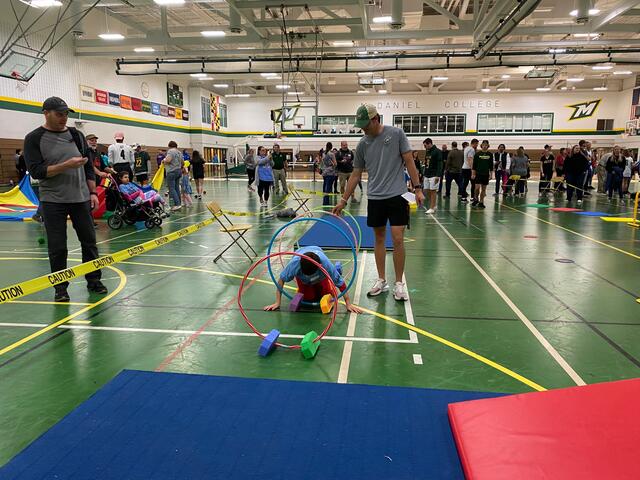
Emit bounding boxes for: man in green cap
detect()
[333,104,423,301]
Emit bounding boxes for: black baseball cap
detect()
[42,96,75,113]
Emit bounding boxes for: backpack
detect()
[68,127,87,157]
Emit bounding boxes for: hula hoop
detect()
[238,251,339,349]
[267,217,357,305]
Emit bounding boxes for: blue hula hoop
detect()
[267,217,357,306]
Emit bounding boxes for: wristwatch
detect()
[413,185,423,190]
[90,192,98,196]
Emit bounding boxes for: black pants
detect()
[41,201,101,289]
[247,168,255,187]
[258,180,272,201]
[445,172,462,197]
[113,163,132,180]
[565,174,584,201]
[460,169,471,198]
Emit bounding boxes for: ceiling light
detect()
[592,65,613,70]
[560,86,568,90]
[378,89,388,94]
[134,47,155,52]
[190,73,208,78]
[333,41,354,47]
[227,93,250,98]
[613,70,633,75]
[570,8,600,16]
[238,47,256,50]
[372,16,393,24]
[213,84,229,88]
[287,91,306,96]
[535,7,553,13]
[153,0,185,4]
[166,59,177,62]
[497,87,511,92]
[357,72,375,76]
[481,88,491,92]
[357,90,369,94]
[433,76,448,81]
[573,33,600,38]
[261,72,278,77]
[536,87,551,92]
[593,86,608,91]
[399,77,409,84]
[275,84,290,89]
[201,30,226,37]
[567,77,584,82]
[549,48,567,54]
[29,0,62,6]
[356,51,370,56]
[99,33,125,40]
[501,74,511,79]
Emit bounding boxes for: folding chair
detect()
[206,201,258,263]
[289,187,311,215]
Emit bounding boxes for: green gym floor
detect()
[1,178,639,466]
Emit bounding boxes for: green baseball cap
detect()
[354,103,378,128]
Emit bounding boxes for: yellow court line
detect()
[0,265,127,356]
[502,204,640,261]
[118,260,546,391]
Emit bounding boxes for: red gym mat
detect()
[549,207,582,212]
[448,379,640,479]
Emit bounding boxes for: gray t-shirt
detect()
[322,152,336,177]
[165,148,183,173]
[25,129,90,203]
[354,125,411,200]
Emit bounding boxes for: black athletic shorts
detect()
[136,173,149,184]
[475,174,490,186]
[367,195,409,228]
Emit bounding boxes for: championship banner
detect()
[210,93,220,131]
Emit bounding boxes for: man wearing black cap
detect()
[23,97,108,302]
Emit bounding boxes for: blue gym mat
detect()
[1,370,503,480]
[298,215,393,250]
[574,211,612,217]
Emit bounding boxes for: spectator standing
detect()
[438,144,448,194]
[554,147,567,192]
[108,132,135,178]
[270,143,288,195]
[493,144,510,196]
[422,138,443,214]
[244,148,256,192]
[444,141,464,199]
[510,147,529,197]
[133,144,151,185]
[256,146,274,207]
[191,150,205,199]
[15,149,27,181]
[540,144,555,197]
[564,145,589,205]
[462,139,478,202]
[335,141,355,200]
[321,142,337,206]
[471,140,493,209]
[163,140,183,211]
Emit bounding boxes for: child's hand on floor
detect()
[264,303,280,311]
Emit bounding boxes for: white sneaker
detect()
[170,205,182,211]
[425,207,435,214]
[367,279,389,297]
[393,282,409,301]
[577,200,582,205]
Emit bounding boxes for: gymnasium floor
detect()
[0,178,639,466]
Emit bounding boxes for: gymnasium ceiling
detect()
[15,0,640,95]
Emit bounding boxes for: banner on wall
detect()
[108,92,120,107]
[151,102,160,115]
[95,89,108,104]
[120,95,132,110]
[175,108,183,120]
[142,100,152,113]
[167,106,175,118]
[210,93,220,131]
[182,110,189,121]
[131,98,142,111]
[80,85,95,103]
[167,82,184,108]
[160,104,169,117]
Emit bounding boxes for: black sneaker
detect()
[54,288,70,303]
[471,199,479,206]
[87,281,108,294]
[479,202,486,209]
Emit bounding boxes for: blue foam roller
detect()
[258,329,280,357]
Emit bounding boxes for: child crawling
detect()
[264,246,362,313]
[118,171,164,205]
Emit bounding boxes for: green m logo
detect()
[567,99,601,121]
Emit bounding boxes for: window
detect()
[477,113,553,133]
[313,115,383,134]
[596,119,614,131]
[392,114,465,134]
[219,103,228,128]
[201,96,211,125]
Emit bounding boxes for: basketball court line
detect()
[431,214,586,386]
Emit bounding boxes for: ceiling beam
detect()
[422,0,464,26]
[589,0,640,31]
[254,17,361,28]
[358,0,370,39]
[226,0,267,41]
[235,0,359,7]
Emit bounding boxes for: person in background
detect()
[256,145,274,207]
[15,149,27,181]
[335,141,355,201]
[108,131,134,178]
[23,96,107,302]
[596,145,608,194]
[604,146,625,202]
[191,150,205,199]
[244,148,256,192]
[182,149,191,163]
[87,134,114,181]
[321,142,337,206]
[133,144,151,185]
[270,143,288,195]
[472,140,493,209]
[462,139,478,203]
[412,150,423,186]
[622,149,633,198]
[156,149,166,167]
[444,141,464,199]
[579,140,593,196]
[564,145,589,205]
[510,147,529,197]
[539,144,555,198]
[422,138,443,214]
[163,140,183,211]
[554,147,567,192]
[181,161,193,207]
[493,143,510,197]
[438,144,448,194]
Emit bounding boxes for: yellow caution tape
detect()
[0,217,215,304]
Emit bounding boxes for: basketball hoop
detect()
[10,70,28,92]
[294,123,303,130]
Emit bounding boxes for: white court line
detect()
[412,354,423,365]
[0,321,414,344]
[402,273,418,343]
[430,215,586,386]
[337,251,367,384]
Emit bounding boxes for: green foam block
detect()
[300,330,320,359]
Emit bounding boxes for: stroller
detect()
[105,175,169,230]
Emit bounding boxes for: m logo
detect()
[271,105,300,123]
[567,99,601,121]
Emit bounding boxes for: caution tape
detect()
[0,217,216,304]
